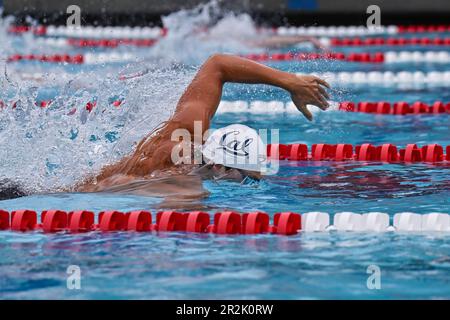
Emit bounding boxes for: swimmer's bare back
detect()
[78,54,330,192]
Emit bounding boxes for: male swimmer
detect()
[77,54,330,197]
[1,54,330,203]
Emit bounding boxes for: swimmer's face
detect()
[210,164,261,181]
[192,164,261,182]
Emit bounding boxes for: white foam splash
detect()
[0,61,195,193]
[151,0,261,63]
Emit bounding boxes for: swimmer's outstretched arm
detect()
[173,54,330,136]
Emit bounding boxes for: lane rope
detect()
[5,52,138,64]
[2,99,449,116]
[267,143,450,163]
[8,25,165,38]
[1,210,449,235]
[324,37,450,47]
[9,71,450,86]
[304,71,450,85]
[275,25,450,36]
[244,51,450,63]
[6,51,450,65]
[215,100,450,115]
[14,37,158,48]
[9,24,450,38]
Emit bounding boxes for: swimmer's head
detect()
[201,124,267,180]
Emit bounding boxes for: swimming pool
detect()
[0,10,449,299]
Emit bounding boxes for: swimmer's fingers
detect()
[291,96,313,121]
[312,94,329,111]
[298,104,313,121]
[311,90,329,110]
[312,76,331,89]
[317,86,330,100]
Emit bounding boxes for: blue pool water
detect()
[0,10,449,299]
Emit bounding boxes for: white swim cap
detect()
[202,124,267,173]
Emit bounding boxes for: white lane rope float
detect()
[12,71,450,87]
[215,100,450,115]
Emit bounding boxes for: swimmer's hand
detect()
[287,74,330,121]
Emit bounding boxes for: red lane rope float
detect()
[267,143,450,163]
[0,99,122,113]
[330,37,450,46]
[8,25,47,35]
[397,25,450,33]
[243,52,385,63]
[67,38,158,47]
[0,210,302,236]
[340,101,450,115]
[7,54,84,64]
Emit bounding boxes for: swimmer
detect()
[0,54,330,202]
[77,54,330,198]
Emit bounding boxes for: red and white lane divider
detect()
[7,51,450,65]
[9,99,448,116]
[24,37,158,48]
[244,51,450,63]
[244,52,384,63]
[8,25,166,38]
[275,25,450,37]
[11,71,450,86]
[6,52,138,64]
[217,100,450,114]
[1,210,449,235]
[67,38,158,47]
[267,143,450,163]
[306,71,450,85]
[8,24,450,38]
[325,37,450,46]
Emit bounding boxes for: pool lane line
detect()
[8,24,450,38]
[268,143,449,163]
[2,99,449,117]
[243,51,450,63]
[8,25,166,38]
[6,51,450,64]
[323,36,450,47]
[216,100,450,115]
[10,71,450,87]
[1,210,449,235]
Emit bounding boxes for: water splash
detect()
[150,0,261,64]
[0,58,196,193]
[0,1,266,194]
